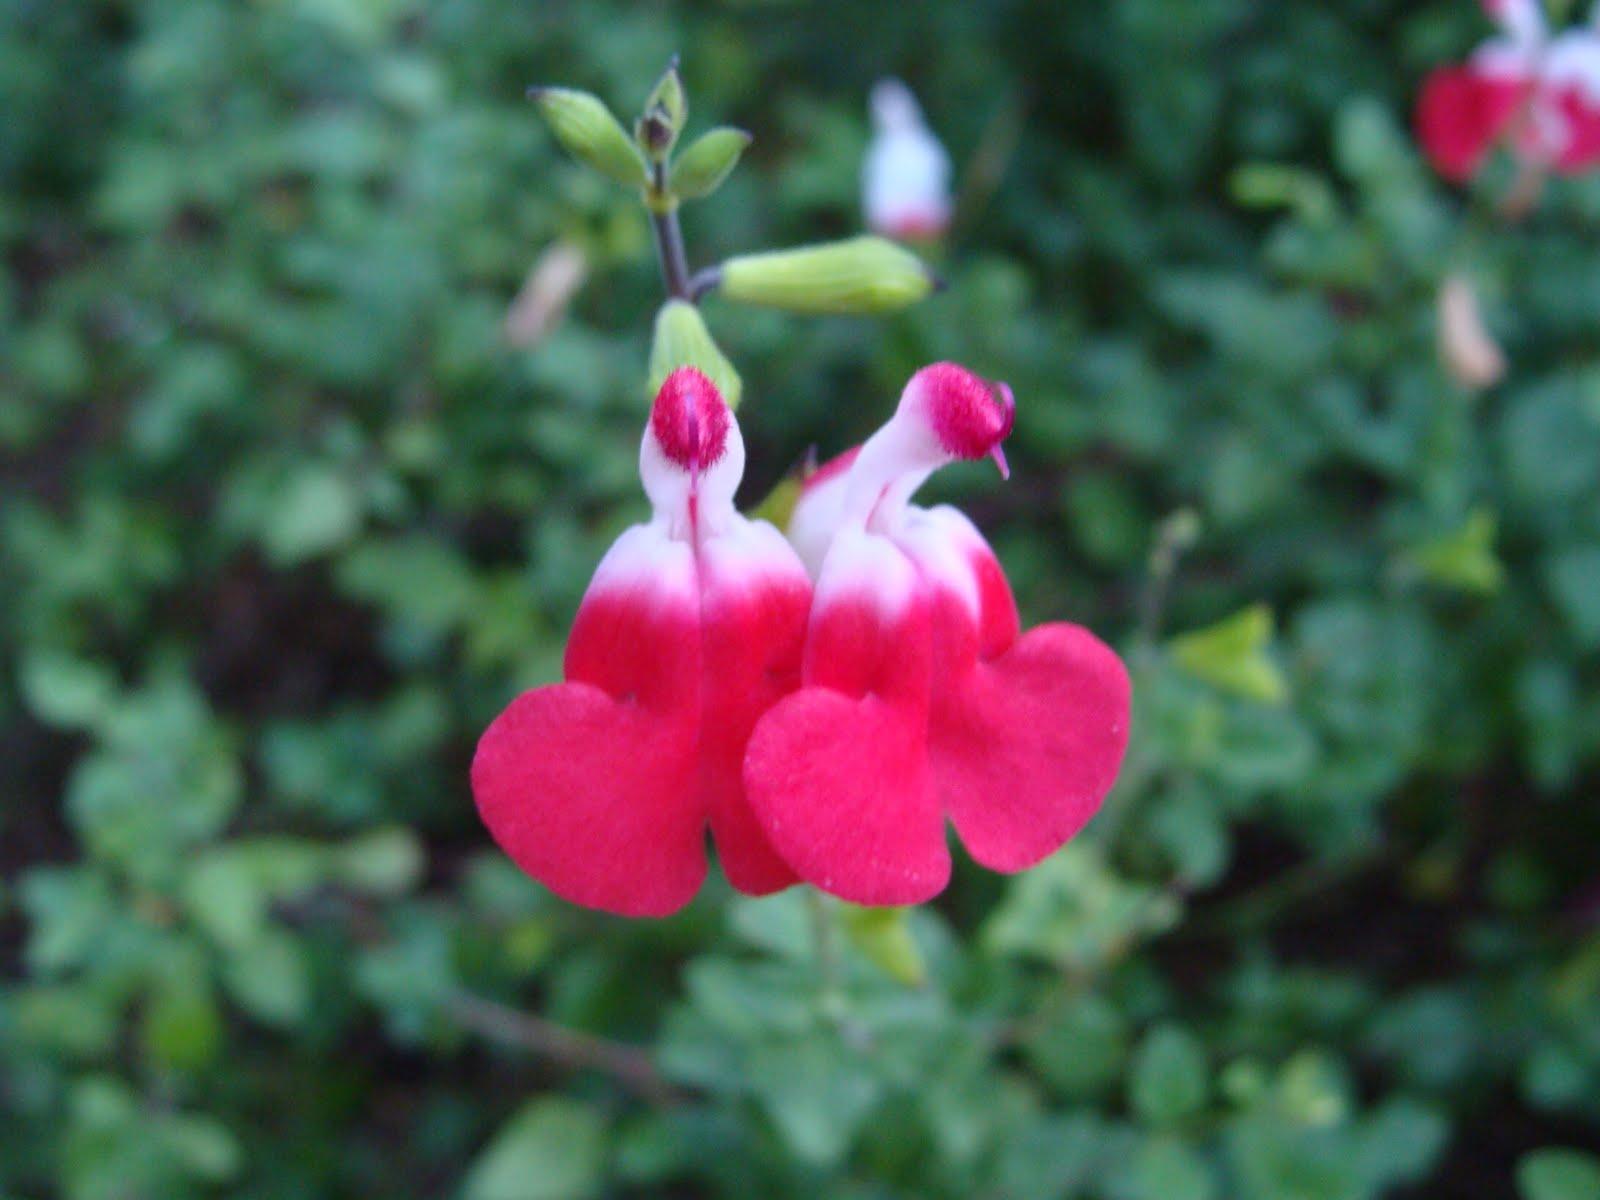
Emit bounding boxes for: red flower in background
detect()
[473,369,811,916]
[1417,0,1600,182]
[744,364,1131,905]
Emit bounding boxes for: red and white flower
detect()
[472,368,811,916]
[1417,0,1600,182]
[744,364,1131,906]
[862,79,953,242]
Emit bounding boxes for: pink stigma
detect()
[651,367,731,473]
[916,362,1016,463]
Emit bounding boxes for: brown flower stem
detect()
[446,989,686,1107]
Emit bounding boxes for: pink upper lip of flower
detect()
[649,366,732,474]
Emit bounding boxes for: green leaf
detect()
[1401,508,1504,595]
[1129,1025,1210,1125]
[748,1037,881,1166]
[1226,1114,1365,1200]
[670,127,750,199]
[182,851,269,951]
[984,843,1182,971]
[1518,1149,1600,1200]
[260,462,364,566]
[528,87,648,188]
[1169,604,1287,705]
[1118,1135,1218,1200]
[333,827,425,896]
[18,649,118,730]
[1024,992,1131,1099]
[462,1098,607,1200]
[19,867,116,973]
[1545,545,1600,647]
[1230,163,1337,225]
[143,969,223,1072]
[222,929,311,1027]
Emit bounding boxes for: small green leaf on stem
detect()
[1168,604,1287,705]
[528,86,648,188]
[671,127,751,200]
[719,236,936,314]
[1398,508,1504,595]
[1517,1149,1600,1200]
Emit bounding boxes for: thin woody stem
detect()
[688,265,722,301]
[649,161,693,300]
[447,989,685,1107]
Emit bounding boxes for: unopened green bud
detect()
[527,86,648,188]
[648,300,742,409]
[718,237,937,314]
[646,59,687,136]
[635,110,677,163]
[671,127,751,200]
[636,59,687,162]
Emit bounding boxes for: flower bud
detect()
[671,127,752,200]
[527,87,648,189]
[637,60,687,162]
[718,236,937,314]
[647,300,742,409]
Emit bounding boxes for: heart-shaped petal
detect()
[745,690,947,905]
[934,623,1132,873]
[473,682,706,917]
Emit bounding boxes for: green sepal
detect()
[671,127,751,200]
[528,86,648,188]
[840,905,927,987]
[647,300,742,409]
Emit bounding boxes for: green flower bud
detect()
[637,60,687,161]
[527,87,648,189]
[670,127,751,200]
[718,237,937,314]
[647,300,742,409]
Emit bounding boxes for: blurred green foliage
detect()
[4,1,1600,1197]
